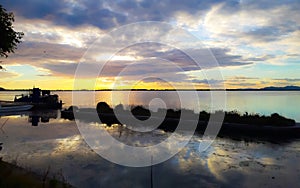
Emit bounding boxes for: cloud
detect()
[204,1,300,40]
[273,78,300,82]
[6,1,299,63]
[224,76,261,88]
[4,1,300,46]
[44,42,252,82]
[3,23,251,82]
[3,42,84,67]
[3,0,125,29]
[41,62,97,78]
[226,82,258,87]
[190,79,224,85]
[110,43,252,69]
[201,1,300,67]
[0,71,20,79]
[12,17,105,48]
[224,76,300,88]
[244,55,275,62]
[3,0,64,18]
[243,26,283,42]
[2,0,243,30]
[230,76,259,80]
[1,0,300,89]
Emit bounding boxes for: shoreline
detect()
[2,89,300,92]
[0,159,72,188]
[60,103,299,142]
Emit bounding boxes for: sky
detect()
[0,0,300,90]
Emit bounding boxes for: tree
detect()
[0,5,24,58]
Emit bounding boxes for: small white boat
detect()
[0,104,33,113]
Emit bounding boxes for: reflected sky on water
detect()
[1,113,300,187]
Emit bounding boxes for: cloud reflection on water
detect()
[1,116,300,187]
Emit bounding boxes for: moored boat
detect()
[14,88,63,109]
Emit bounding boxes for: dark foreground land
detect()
[0,125,71,187]
[0,158,72,188]
[61,102,299,142]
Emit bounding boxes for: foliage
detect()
[0,5,24,57]
[94,102,296,127]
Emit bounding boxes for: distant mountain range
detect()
[1,86,300,91]
[260,86,300,90]
[221,86,300,91]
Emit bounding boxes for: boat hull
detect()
[0,105,33,113]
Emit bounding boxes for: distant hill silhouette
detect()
[0,85,299,91]
[261,86,300,91]
[226,85,300,91]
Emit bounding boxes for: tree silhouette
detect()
[0,4,24,58]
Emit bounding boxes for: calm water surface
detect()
[1,91,299,121]
[1,114,300,187]
[0,91,300,187]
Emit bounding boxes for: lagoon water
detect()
[1,91,300,187]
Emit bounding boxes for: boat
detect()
[0,103,33,113]
[14,87,63,109]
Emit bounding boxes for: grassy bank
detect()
[88,102,295,126]
[61,102,299,141]
[0,159,72,188]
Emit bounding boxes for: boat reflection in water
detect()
[27,110,59,126]
[0,110,59,126]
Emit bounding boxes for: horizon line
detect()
[1,85,300,92]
